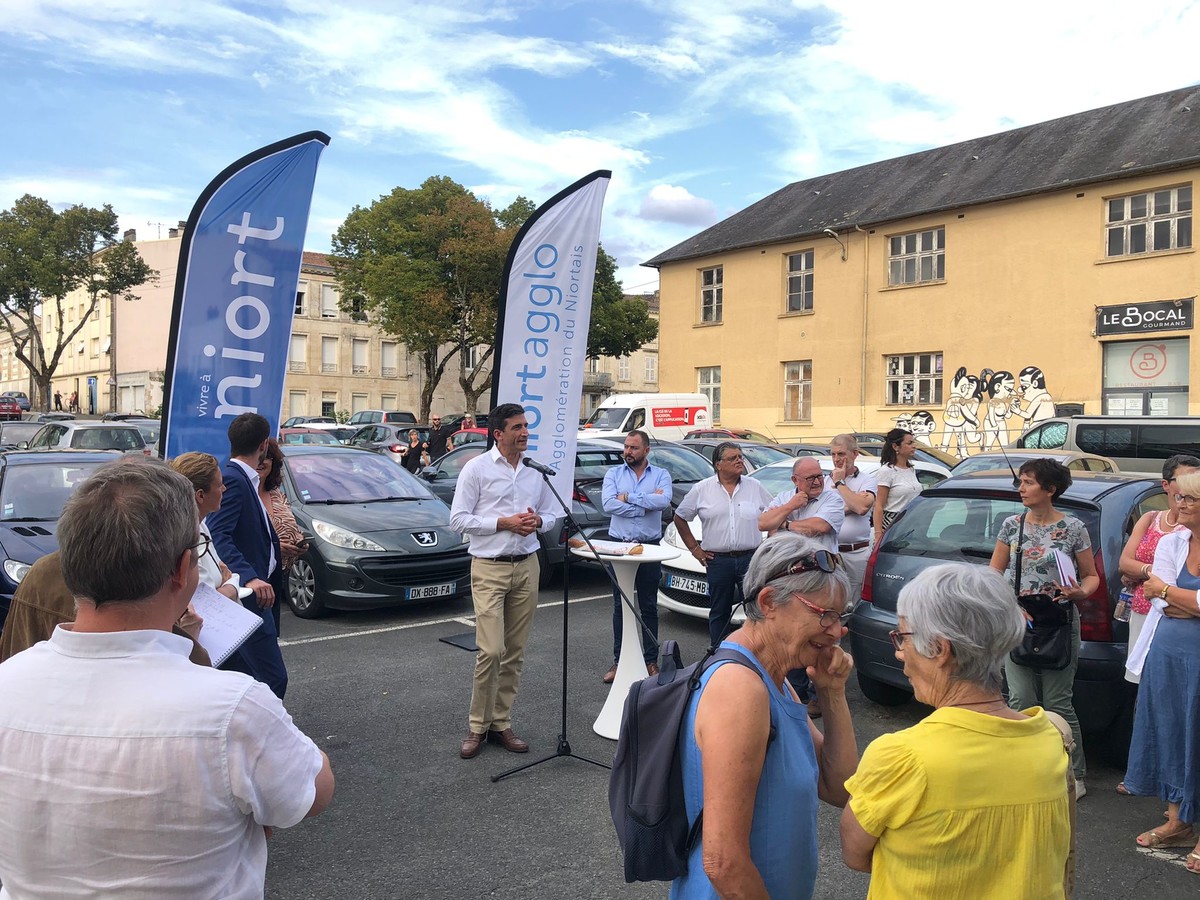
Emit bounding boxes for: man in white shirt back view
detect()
[0,459,334,899]
[450,403,560,759]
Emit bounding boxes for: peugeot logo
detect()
[413,531,438,547]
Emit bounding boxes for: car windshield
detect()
[575,449,626,481]
[743,444,792,468]
[751,464,799,496]
[71,428,144,451]
[134,422,161,446]
[584,407,629,430]
[880,494,1100,562]
[286,452,437,503]
[1,461,105,520]
[953,454,1033,476]
[649,445,712,484]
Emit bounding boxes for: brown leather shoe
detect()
[646,662,659,677]
[602,663,618,684]
[488,728,529,753]
[460,730,486,759]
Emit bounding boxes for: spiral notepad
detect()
[190,582,264,666]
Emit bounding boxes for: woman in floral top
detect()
[990,458,1098,797]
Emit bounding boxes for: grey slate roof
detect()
[645,85,1200,267]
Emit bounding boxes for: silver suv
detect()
[24,422,150,456]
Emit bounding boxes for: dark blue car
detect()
[848,470,1165,765]
[0,450,119,628]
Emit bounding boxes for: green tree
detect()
[330,177,518,421]
[0,195,156,410]
[586,245,658,359]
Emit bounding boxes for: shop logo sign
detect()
[1096,298,1193,336]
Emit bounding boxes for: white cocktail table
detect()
[571,543,680,739]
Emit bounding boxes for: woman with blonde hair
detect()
[169,451,244,602]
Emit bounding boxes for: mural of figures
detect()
[980,370,1016,451]
[1010,366,1056,429]
[940,367,983,456]
[909,410,936,445]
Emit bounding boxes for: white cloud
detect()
[639,185,718,226]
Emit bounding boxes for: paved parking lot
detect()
[264,564,1197,899]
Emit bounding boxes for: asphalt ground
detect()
[265,564,1199,899]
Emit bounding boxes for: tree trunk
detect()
[34,373,51,412]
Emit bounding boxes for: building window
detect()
[381,394,398,409]
[1106,185,1192,257]
[783,360,812,421]
[320,392,337,418]
[587,357,599,375]
[352,339,369,375]
[295,281,306,316]
[351,393,369,413]
[888,227,945,285]
[288,391,306,417]
[90,337,99,357]
[321,336,338,373]
[698,366,721,422]
[785,251,814,313]
[700,266,723,323]
[90,305,99,321]
[289,334,307,373]
[466,345,485,371]
[617,356,631,381]
[885,352,943,405]
[321,283,339,319]
[381,341,398,378]
[644,354,658,383]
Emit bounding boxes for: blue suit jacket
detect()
[208,459,282,598]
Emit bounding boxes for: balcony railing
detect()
[321,363,337,373]
[583,371,613,390]
[352,365,368,375]
[289,362,307,373]
[381,366,397,377]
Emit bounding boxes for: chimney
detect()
[168,227,178,239]
[122,228,137,242]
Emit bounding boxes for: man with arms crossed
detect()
[673,442,774,648]
[450,403,560,759]
[827,434,878,612]
[757,456,845,551]
[600,429,672,682]
[0,460,333,898]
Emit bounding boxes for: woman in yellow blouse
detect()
[841,563,1071,898]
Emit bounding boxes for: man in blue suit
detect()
[208,413,288,698]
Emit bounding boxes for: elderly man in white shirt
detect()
[828,434,879,611]
[0,459,333,899]
[449,402,561,760]
[673,441,774,648]
[757,456,845,551]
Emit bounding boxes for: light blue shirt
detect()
[601,462,672,542]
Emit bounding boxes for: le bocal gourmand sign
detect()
[1096,298,1193,336]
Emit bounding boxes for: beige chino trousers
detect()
[467,555,539,733]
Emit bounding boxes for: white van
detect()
[1013,415,1200,474]
[579,393,710,441]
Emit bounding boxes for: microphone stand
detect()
[492,464,649,782]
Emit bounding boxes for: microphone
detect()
[522,457,558,477]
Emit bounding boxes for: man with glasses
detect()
[427,412,455,461]
[673,441,774,648]
[0,460,334,896]
[757,457,845,551]
[827,434,878,612]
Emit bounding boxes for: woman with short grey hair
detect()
[841,563,1072,896]
[670,532,858,900]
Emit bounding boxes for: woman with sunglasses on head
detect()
[670,532,857,900]
[842,564,1072,897]
[988,457,1097,797]
[873,428,920,536]
[1124,470,1200,869]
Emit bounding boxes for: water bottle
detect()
[1114,586,1133,623]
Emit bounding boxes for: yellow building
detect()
[646,85,1200,454]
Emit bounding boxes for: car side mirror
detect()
[16,441,27,450]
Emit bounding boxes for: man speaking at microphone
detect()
[449,403,560,760]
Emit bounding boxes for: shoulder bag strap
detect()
[1014,512,1027,600]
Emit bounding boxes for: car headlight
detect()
[663,523,681,548]
[311,519,386,552]
[3,559,31,584]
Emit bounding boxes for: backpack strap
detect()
[685,645,779,853]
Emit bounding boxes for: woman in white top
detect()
[874,428,921,535]
[169,452,242,600]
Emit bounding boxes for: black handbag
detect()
[1009,513,1074,671]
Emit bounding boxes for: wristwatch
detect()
[1161,584,1170,600]
[834,480,846,488]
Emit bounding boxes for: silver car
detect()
[24,422,150,456]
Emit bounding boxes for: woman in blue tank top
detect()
[671,532,859,899]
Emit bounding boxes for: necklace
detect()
[1164,509,1180,529]
[943,697,1007,709]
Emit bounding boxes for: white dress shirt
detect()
[675,475,773,552]
[449,446,561,558]
[231,457,277,576]
[0,627,323,899]
[766,486,845,551]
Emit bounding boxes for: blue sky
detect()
[3,0,1200,293]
